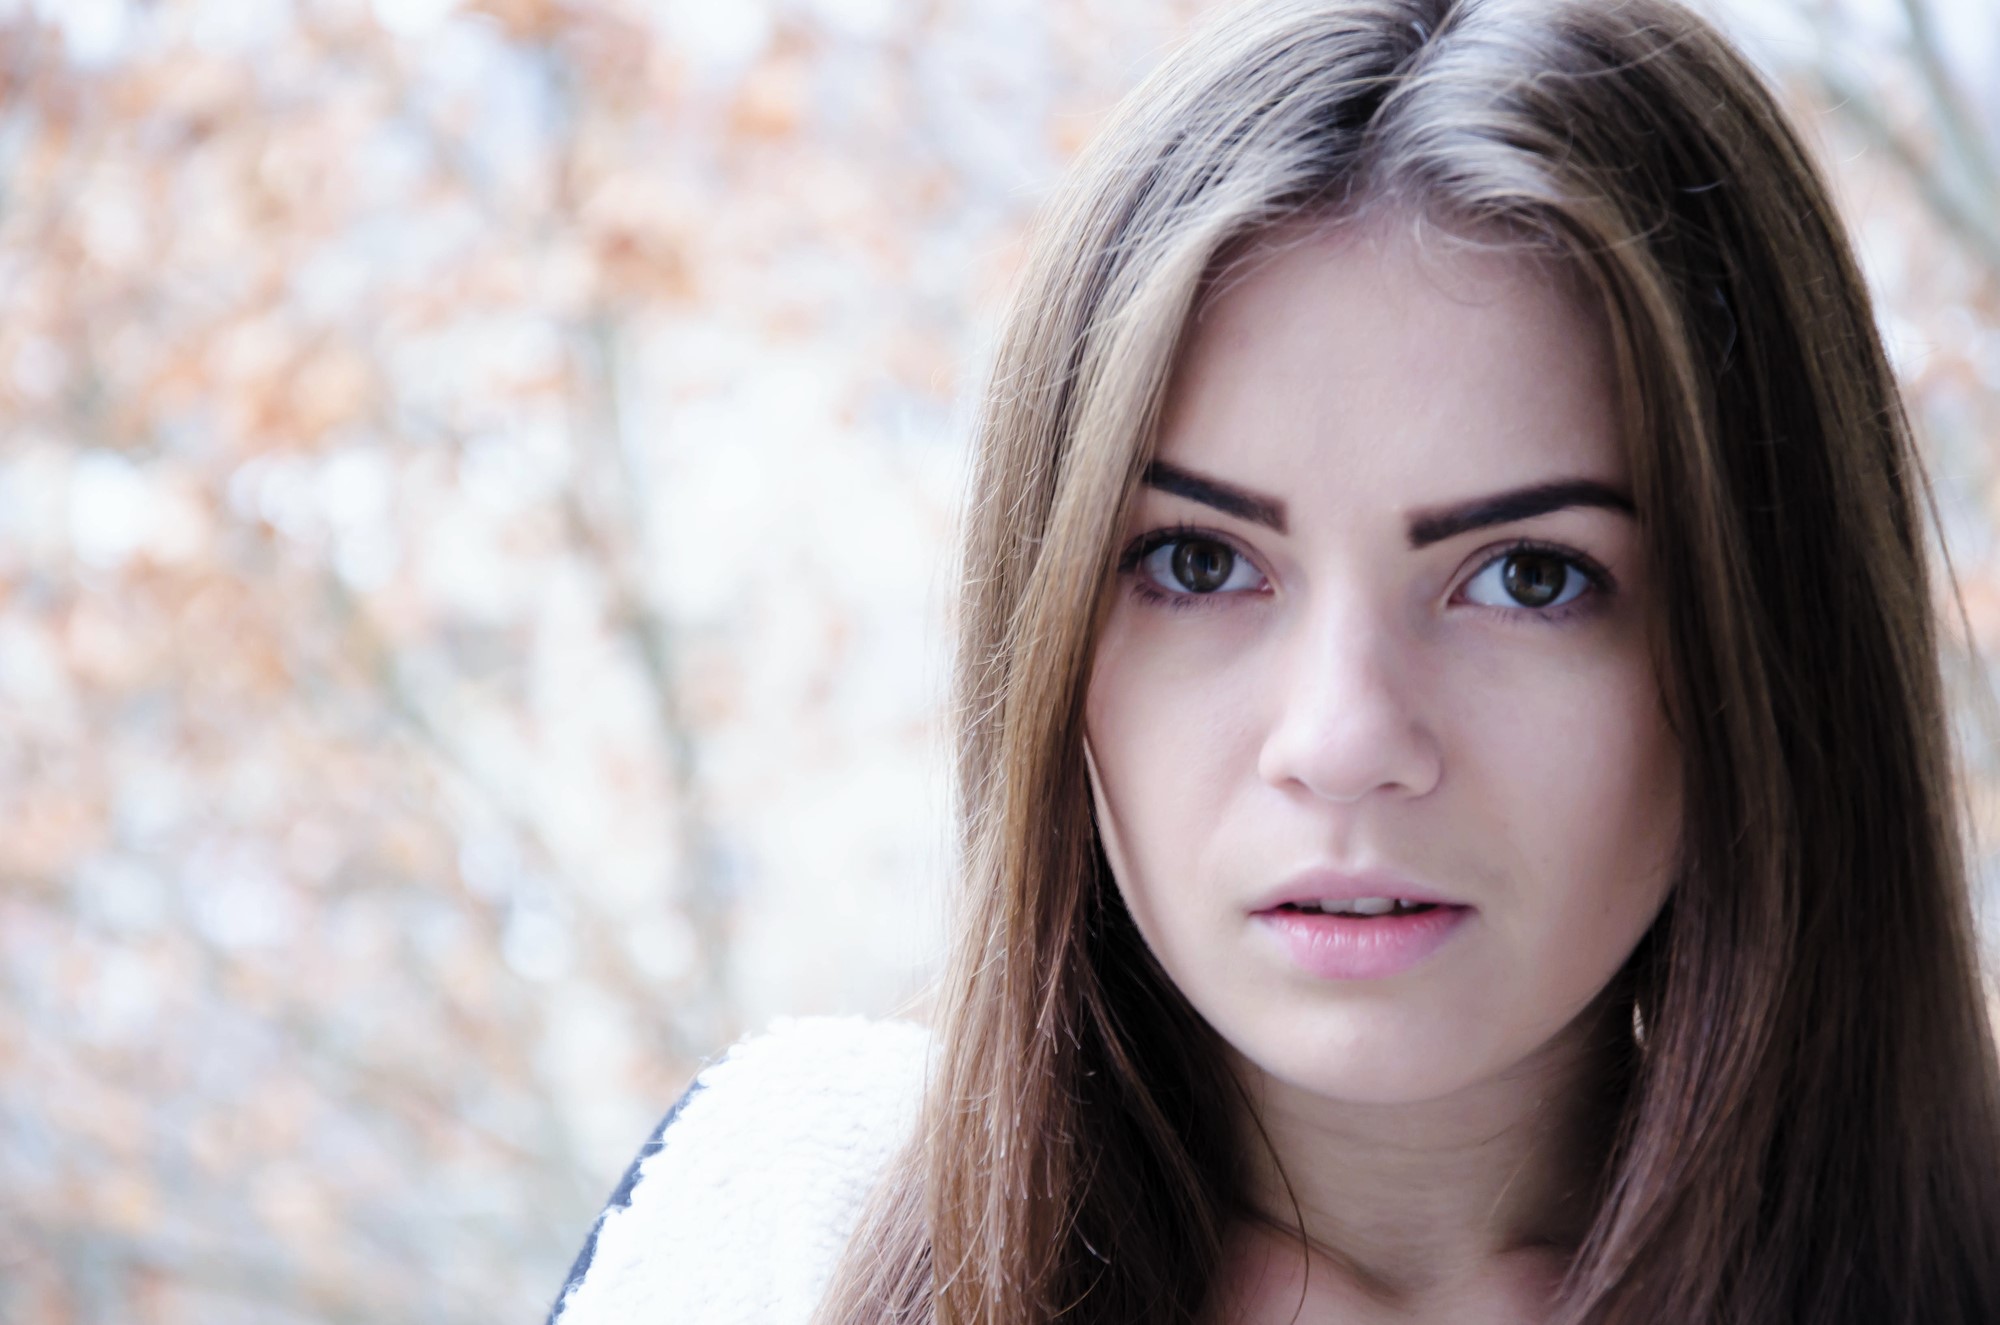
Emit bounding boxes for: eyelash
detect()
[1117,523,1262,613]
[1114,525,1617,625]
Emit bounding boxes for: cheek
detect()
[1473,659,1682,969]
[1083,610,1260,921]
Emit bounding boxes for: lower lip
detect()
[1254,905,1472,980]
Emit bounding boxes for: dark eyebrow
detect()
[1406,479,1635,548]
[1142,460,1287,532]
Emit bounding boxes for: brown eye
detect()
[1131,533,1264,599]
[1460,543,1598,617]
[1500,551,1569,607]
[1171,539,1236,593]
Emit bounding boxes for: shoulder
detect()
[547,1015,932,1325]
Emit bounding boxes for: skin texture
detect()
[1083,219,1683,1321]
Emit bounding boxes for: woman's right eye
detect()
[1132,534,1266,598]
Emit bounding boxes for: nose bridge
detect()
[1288,583,1409,731]
[1258,577,1440,801]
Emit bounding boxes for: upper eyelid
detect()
[1121,523,1264,569]
[1461,538,1615,592]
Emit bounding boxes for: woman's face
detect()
[1084,221,1682,1106]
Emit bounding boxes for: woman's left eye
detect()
[1458,544,1603,615]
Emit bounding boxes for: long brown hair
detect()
[815,1,2000,1320]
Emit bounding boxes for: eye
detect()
[1132,532,1266,597]
[1459,543,1602,615]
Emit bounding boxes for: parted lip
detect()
[1248,867,1469,913]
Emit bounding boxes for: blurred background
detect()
[0,0,1994,1319]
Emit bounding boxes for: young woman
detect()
[548,1,2000,1321]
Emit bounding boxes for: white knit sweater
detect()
[546,1016,932,1325]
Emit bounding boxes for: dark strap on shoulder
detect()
[545,1079,707,1323]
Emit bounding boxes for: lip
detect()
[1254,904,1472,980]
[1247,867,1467,913]
[1247,866,1473,981]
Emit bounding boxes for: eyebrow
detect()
[1141,460,1635,547]
[1143,460,1287,531]
[1405,478,1636,548]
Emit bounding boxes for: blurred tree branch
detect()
[561,313,736,1051]
[1807,0,2000,277]
[1894,0,1999,202]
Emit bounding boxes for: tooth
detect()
[1350,897,1396,916]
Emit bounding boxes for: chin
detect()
[1227,1004,1529,1107]
[1258,1047,1491,1108]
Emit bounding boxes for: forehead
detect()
[1152,219,1627,519]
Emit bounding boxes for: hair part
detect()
[816,2,2000,1321]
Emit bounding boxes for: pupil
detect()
[1172,540,1233,593]
[1502,553,1566,607]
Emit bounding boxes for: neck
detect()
[1229,992,1630,1303]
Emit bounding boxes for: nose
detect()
[1255,596,1443,803]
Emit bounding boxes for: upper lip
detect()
[1249,867,1469,913]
